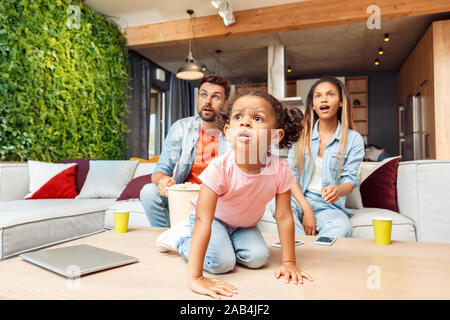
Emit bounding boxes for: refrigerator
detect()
[398,95,423,161]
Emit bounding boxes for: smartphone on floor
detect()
[314,236,336,246]
[271,240,304,248]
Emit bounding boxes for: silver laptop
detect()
[20,244,138,278]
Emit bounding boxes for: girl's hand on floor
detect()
[190,276,238,299]
[322,185,340,203]
[275,262,313,285]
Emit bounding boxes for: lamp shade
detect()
[176,58,204,80]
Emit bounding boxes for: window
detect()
[149,88,164,157]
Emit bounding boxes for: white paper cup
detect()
[167,184,200,226]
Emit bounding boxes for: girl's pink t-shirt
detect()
[190,149,296,228]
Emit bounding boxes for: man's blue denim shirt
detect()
[154,115,232,184]
[288,120,365,216]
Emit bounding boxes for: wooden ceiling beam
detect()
[125,0,450,49]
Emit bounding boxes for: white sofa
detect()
[1,159,449,259]
[259,160,450,244]
[0,162,155,259]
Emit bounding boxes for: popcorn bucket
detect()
[167,183,200,226]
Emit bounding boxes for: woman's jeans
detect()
[177,214,270,274]
[270,191,352,238]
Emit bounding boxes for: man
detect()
[140,75,232,227]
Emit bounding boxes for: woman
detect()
[272,76,364,237]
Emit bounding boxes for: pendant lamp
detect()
[176,10,204,80]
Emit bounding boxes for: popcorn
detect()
[168,182,201,191]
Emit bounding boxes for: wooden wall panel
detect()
[432,20,450,159]
[396,26,434,105]
[420,79,436,159]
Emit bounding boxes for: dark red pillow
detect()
[117,174,152,201]
[62,158,90,193]
[360,157,402,212]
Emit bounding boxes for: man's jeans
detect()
[140,183,170,227]
[177,214,270,274]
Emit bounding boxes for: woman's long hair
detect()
[295,76,355,179]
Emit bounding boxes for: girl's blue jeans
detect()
[177,214,270,274]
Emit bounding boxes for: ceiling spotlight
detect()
[378,47,384,55]
[384,33,390,42]
[374,58,380,66]
[201,65,207,72]
[176,10,204,80]
[211,0,235,26]
[287,65,292,73]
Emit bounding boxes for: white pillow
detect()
[132,162,157,179]
[345,163,364,209]
[76,160,138,199]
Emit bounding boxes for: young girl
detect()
[156,91,313,299]
[276,76,364,237]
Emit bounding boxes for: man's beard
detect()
[199,106,216,122]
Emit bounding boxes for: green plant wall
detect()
[0,0,130,161]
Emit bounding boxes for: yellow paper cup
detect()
[114,211,130,233]
[372,217,393,245]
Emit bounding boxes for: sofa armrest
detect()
[397,160,450,243]
[0,163,29,200]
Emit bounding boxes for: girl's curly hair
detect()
[218,90,304,149]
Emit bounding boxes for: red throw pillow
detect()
[360,157,402,212]
[26,162,78,199]
[62,158,90,193]
[117,174,152,201]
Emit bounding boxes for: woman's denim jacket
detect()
[154,115,232,184]
[288,120,365,216]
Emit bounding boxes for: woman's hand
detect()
[302,206,317,235]
[275,262,313,285]
[321,185,340,203]
[190,276,238,299]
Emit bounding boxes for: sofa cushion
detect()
[25,161,78,199]
[62,158,91,193]
[0,164,29,201]
[105,199,150,228]
[350,207,416,241]
[257,201,416,242]
[360,156,402,212]
[117,174,152,201]
[76,160,138,199]
[345,164,363,209]
[0,199,115,259]
[346,157,401,210]
[133,162,157,179]
[397,160,450,243]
